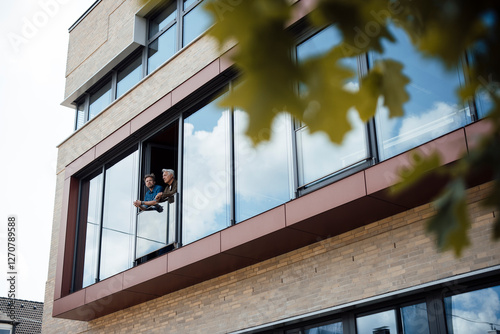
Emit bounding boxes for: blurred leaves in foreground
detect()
[141,0,499,256]
[203,0,500,256]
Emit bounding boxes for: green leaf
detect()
[310,0,396,55]
[427,179,471,257]
[363,59,410,119]
[298,46,359,143]
[205,0,304,145]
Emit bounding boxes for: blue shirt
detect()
[144,184,164,202]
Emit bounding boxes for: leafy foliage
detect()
[202,0,500,255]
[143,0,500,255]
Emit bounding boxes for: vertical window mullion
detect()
[95,165,106,283]
[178,0,183,50]
[462,52,479,122]
[84,94,90,123]
[229,105,236,226]
[71,179,84,292]
[177,115,184,247]
[358,53,379,165]
[287,113,299,200]
[425,293,447,334]
[133,142,143,266]
[342,312,356,334]
[111,70,118,101]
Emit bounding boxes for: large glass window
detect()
[99,151,139,280]
[372,26,471,160]
[74,150,138,289]
[89,80,112,121]
[356,303,429,334]
[148,1,177,39]
[401,303,430,334]
[183,0,213,46]
[287,320,343,334]
[295,26,369,188]
[356,310,398,334]
[77,172,103,289]
[234,110,292,222]
[74,0,213,130]
[444,285,500,334]
[147,2,177,74]
[75,100,86,130]
[182,95,231,244]
[117,55,142,99]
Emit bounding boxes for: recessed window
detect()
[148,1,177,39]
[371,25,471,161]
[356,309,398,334]
[182,93,231,244]
[89,80,112,121]
[234,110,292,223]
[117,55,143,99]
[444,285,500,334]
[183,1,213,46]
[73,150,139,289]
[148,24,177,74]
[295,26,369,188]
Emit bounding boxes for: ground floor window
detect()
[254,275,500,334]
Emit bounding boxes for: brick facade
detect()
[42,181,499,333]
[42,0,500,332]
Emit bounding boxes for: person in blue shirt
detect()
[133,173,164,211]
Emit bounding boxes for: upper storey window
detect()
[295,26,370,190]
[372,25,471,161]
[74,0,213,130]
[146,0,213,74]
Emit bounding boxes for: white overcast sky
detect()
[0,0,97,302]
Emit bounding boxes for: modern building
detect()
[42,0,500,333]
[0,298,43,334]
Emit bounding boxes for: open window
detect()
[135,121,179,264]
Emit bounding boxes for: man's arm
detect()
[133,199,159,210]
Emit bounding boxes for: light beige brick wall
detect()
[42,182,500,333]
[65,0,137,97]
[57,31,222,173]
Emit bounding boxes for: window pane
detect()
[82,173,103,288]
[183,2,212,46]
[117,55,142,98]
[184,0,197,10]
[476,88,495,119]
[444,285,500,334]
[234,111,291,223]
[148,24,177,74]
[296,109,367,186]
[304,321,343,334]
[149,2,177,39]
[356,310,397,334]
[136,201,176,258]
[182,97,231,245]
[296,26,368,186]
[401,303,430,334]
[372,26,470,160]
[76,102,85,130]
[99,151,139,280]
[89,81,111,120]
